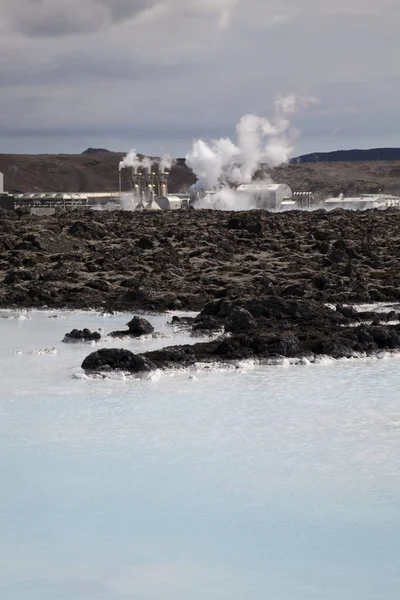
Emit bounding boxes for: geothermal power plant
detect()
[1,160,400,214]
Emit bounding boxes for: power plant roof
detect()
[236,183,290,191]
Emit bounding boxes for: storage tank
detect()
[155,195,183,210]
[235,183,292,210]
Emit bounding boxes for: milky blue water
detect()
[1,310,400,600]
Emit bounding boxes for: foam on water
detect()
[1,310,400,600]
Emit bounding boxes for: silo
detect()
[235,183,292,210]
[155,195,183,210]
[0,172,3,194]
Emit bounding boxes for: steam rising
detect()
[118,93,318,212]
[119,151,175,172]
[186,94,317,190]
[160,153,174,171]
[119,150,137,170]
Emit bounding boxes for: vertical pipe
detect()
[139,190,145,211]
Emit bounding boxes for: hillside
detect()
[0,151,400,198]
[294,148,400,163]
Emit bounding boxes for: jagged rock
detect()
[328,248,348,263]
[170,315,195,327]
[313,241,330,254]
[82,348,155,373]
[137,237,154,250]
[127,316,154,335]
[144,345,197,369]
[87,279,113,292]
[200,298,235,319]
[192,315,221,331]
[281,283,308,298]
[312,273,328,290]
[344,262,353,277]
[109,315,154,338]
[225,308,257,333]
[336,304,358,319]
[68,220,106,239]
[356,329,376,345]
[63,328,101,343]
[4,269,34,284]
[227,212,263,235]
[367,326,400,349]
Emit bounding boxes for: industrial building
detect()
[189,182,295,210]
[324,194,400,210]
[235,183,293,210]
[120,164,190,211]
[2,163,400,214]
[0,171,15,210]
[0,166,190,214]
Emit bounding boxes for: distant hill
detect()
[1,150,400,197]
[293,148,400,163]
[81,148,112,155]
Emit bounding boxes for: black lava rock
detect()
[225,307,257,334]
[81,348,155,373]
[63,328,101,343]
[109,316,154,338]
[127,316,154,335]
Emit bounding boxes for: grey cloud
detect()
[2,0,157,37]
[1,0,235,38]
[0,0,399,156]
[0,123,222,141]
[96,0,151,23]
[0,52,199,87]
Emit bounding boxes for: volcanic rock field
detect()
[3,206,400,367]
[1,207,400,311]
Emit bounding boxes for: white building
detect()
[235,183,293,210]
[324,194,400,211]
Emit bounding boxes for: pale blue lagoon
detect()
[1,311,399,599]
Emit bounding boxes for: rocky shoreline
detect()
[80,297,400,375]
[2,207,400,372]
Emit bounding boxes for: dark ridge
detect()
[293,148,400,163]
[1,151,400,196]
[81,148,112,155]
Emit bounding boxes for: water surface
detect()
[1,311,399,600]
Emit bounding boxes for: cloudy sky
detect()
[0,0,399,157]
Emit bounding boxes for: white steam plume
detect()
[140,156,153,170]
[185,94,318,190]
[119,150,175,173]
[159,153,175,171]
[119,149,141,171]
[118,150,152,172]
